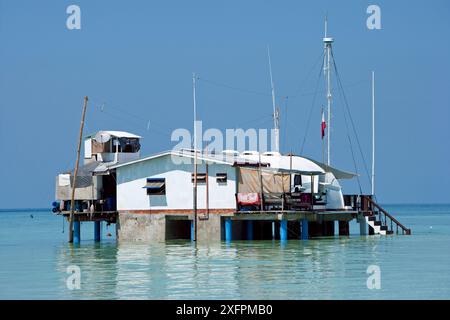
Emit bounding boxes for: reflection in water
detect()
[54,237,387,299]
[56,242,119,299]
[3,206,450,299]
[51,233,448,300]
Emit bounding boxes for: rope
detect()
[232,113,274,128]
[88,98,173,138]
[300,51,325,154]
[331,50,372,188]
[197,77,281,99]
[289,51,326,99]
[335,82,363,194]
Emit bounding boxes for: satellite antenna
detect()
[94,131,111,143]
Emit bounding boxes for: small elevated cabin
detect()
[84,130,141,164]
[54,131,142,217]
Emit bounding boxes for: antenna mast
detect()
[267,46,280,153]
[192,72,198,241]
[371,71,375,196]
[323,17,334,166]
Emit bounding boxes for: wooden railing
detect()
[362,195,411,235]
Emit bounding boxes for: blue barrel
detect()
[105,197,116,211]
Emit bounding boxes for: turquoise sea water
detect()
[0,205,449,300]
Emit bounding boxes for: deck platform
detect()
[229,210,357,222]
[58,211,117,223]
[56,196,410,242]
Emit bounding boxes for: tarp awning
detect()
[302,157,358,179]
[237,167,290,194]
[262,167,324,176]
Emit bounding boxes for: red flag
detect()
[321,110,326,139]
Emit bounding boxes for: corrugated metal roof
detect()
[65,161,113,176]
[108,150,356,179]
[65,161,102,176]
[108,150,235,169]
[85,131,142,139]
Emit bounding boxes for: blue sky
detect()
[0,0,449,207]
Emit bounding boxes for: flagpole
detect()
[322,108,325,164]
[323,16,333,166]
[267,46,280,152]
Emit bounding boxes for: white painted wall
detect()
[98,152,141,163]
[84,138,92,159]
[116,154,237,211]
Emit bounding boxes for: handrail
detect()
[362,195,411,235]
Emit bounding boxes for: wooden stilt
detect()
[69,96,88,243]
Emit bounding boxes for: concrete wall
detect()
[197,215,222,242]
[117,212,225,242]
[116,212,166,241]
[116,154,237,211]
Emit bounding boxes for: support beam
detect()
[359,216,367,236]
[301,219,309,240]
[73,220,81,244]
[272,221,275,240]
[191,220,195,241]
[299,221,302,239]
[280,220,288,241]
[94,221,101,242]
[225,219,232,242]
[247,221,254,240]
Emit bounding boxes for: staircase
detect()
[365,215,390,235]
[362,195,411,235]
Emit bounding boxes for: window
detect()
[216,173,227,183]
[191,173,207,183]
[294,174,302,186]
[143,178,166,195]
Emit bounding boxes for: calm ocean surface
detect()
[0,204,449,300]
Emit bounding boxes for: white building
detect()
[110,149,357,213]
[55,130,376,242]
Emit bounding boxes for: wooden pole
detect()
[281,172,285,211]
[289,152,292,190]
[258,153,264,211]
[192,73,198,241]
[371,71,375,196]
[68,96,89,243]
[193,152,198,241]
[205,148,209,220]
